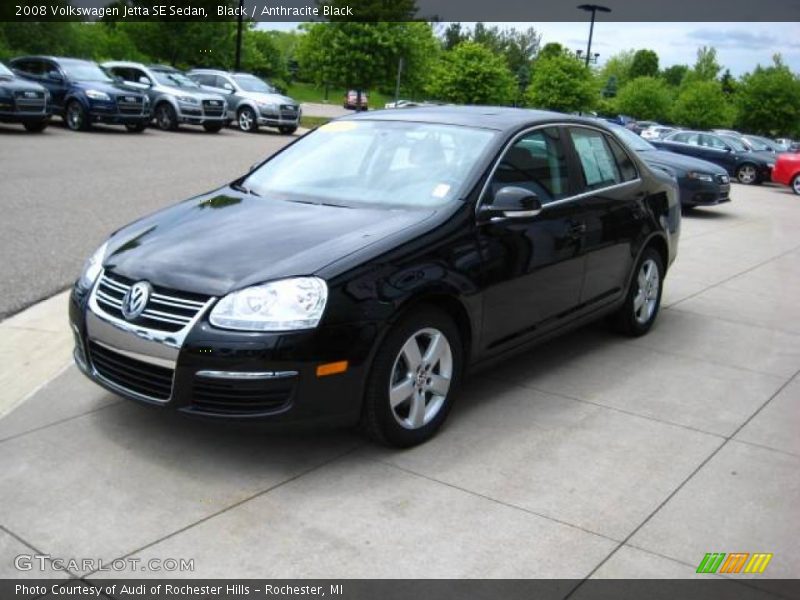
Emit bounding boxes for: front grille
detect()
[280,103,298,119]
[88,341,173,400]
[202,99,224,117]
[191,377,293,415]
[94,271,209,333]
[14,90,45,112]
[116,95,144,115]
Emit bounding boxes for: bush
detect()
[615,76,673,122]
[671,80,735,129]
[526,52,595,113]
[426,42,516,105]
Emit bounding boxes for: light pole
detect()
[577,4,610,68]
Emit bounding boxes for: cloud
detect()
[686,28,777,50]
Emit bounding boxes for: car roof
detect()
[102,61,148,68]
[12,56,96,65]
[344,105,602,132]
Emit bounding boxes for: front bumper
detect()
[679,177,731,207]
[69,282,376,426]
[87,104,151,125]
[256,107,300,127]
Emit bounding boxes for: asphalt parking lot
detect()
[0,124,799,586]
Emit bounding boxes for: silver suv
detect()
[102,62,229,133]
[188,69,300,134]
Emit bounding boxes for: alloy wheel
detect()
[633,258,660,325]
[157,106,173,130]
[737,165,757,184]
[238,109,254,131]
[793,175,800,195]
[388,327,453,430]
[67,104,82,130]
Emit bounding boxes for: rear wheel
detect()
[65,100,89,131]
[23,120,48,132]
[736,163,759,185]
[610,247,664,337]
[203,122,223,133]
[360,308,462,447]
[155,103,178,131]
[237,107,258,132]
[791,174,800,195]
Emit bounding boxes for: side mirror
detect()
[223,83,234,93]
[480,186,543,220]
[47,72,63,83]
[138,76,151,86]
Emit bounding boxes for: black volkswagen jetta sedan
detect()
[70,107,680,447]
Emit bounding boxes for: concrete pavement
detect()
[0,183,798,582]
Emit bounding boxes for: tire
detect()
[154,102,178,131]
[736,163,759,185]
[203,122,223,133]
[237,106,258,132]
[125,122,146,133]
[791,174,800,196]
[360,307,463,447]
[610,247,664,337]
[278,125,297,135]
[65,100,89,131]
[23,120,48,132]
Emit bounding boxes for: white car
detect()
[641,126,677,140]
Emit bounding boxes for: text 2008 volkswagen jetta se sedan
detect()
[70,107,680,447]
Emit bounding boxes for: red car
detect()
[773,152,800,195]
[343,90,368,111]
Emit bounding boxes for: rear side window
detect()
[489,127,569,204]
[568,128,622,190]
[606,135,638,182]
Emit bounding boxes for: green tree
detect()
[686,46,722,83]
[615,76,673,121]
[735,55,800,136]
[629,49,659,79]
[426,41,515,105]
[599,49,635,88]
[442,23,469,51]
[527,49,596,113]
[672,80,734,129]
[661,64,688,87]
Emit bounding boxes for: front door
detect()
[477,126,586,352]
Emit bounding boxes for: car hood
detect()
[639,150,727,175]
[240,91,297,106]
[160,85,225,102]
[0,77,45,94]
[104,187,435,296]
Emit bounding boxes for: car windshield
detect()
[0,62,13,78]
[62,62,112,82]
[720,135,748,152]
[233,75,275,93]
[242,120,497,208]
[152,70,199,88]
[606,122,655,152]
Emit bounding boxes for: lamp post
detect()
[577,4,611,68]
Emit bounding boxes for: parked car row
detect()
[0,56,301,135]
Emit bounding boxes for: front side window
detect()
[233,75,274,93]
[702,134,728,150]
[152,70,199,89]
[488,127,569,204]
[606,135,638,182]
[569,128,622,190]
[243,120,497,209]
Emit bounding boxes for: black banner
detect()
[4,579,800,600]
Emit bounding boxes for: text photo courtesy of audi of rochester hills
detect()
[1,0,799,598]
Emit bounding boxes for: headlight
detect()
[85,89,111,101]
[78,241,108,289]
[210,277,328,331]
[687,171,714,182]
[177,95,199,105]
[257,101,279,112]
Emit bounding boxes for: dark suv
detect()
[652,130,774,185]
[0,61,51,132]
[10,56,151,132]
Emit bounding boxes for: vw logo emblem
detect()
[121,281,151,320]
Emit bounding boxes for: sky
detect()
[258,21,800,76]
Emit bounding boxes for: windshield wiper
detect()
[230,182,260,197]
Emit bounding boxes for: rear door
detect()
[565,126,644,307]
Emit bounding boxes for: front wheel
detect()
[736,163,759,185]
[23,120,48,132]
[237,107,258,132]
[65,100,89,131]
[610,247,664,337]
[360,308,462,447]
[203,122,223,133]
[791,174,800,195]
[155,103,178,131]
[278,125,297,135]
